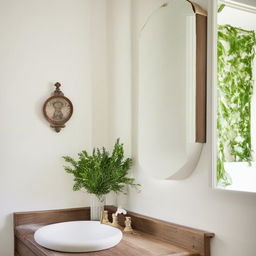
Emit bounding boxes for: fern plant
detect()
[63,139,140,196]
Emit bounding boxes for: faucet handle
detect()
[115,207,127,216]
[101,210,110,224]
[111,213,123,230]
[124,217,134,233]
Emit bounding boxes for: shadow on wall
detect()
[0,214,14,255]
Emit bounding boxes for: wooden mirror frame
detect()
[188,1,207,143]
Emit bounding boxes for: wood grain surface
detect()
[195,13,207,143]
[189,1,207,16]
[14,206,214,256]
[106,206,214,256]
[14,207,90,226]
[15,224,198,256]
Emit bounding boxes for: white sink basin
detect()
[34,221,123,253]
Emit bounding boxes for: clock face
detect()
[44,96,73,123]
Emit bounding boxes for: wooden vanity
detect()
[14,206,214,256]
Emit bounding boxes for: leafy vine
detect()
[217,25,255,186]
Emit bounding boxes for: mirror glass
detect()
[214,0,256,192]
[138,0,203,180]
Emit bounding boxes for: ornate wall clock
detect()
[43,82,73,133]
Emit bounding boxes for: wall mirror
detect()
[138,0,207,180]
[213,0,256,192]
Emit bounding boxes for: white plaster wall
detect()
[106,0,132,150]
[91,0,110,149]
[109,0,256,255]
[106,0,133,206]
[0,0,111,255]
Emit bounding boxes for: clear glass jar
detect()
[90,194,106,221]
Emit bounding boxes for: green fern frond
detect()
[63,139,140,196]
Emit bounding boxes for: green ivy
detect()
[217,25,255,187]
[218,4,225,13]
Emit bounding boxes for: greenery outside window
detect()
[217,24,256,186]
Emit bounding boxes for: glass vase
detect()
[90,194,106,221]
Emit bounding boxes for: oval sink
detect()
[34,221,123,253]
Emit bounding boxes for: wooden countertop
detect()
[14,206,214,256]
[15,224,198,256]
